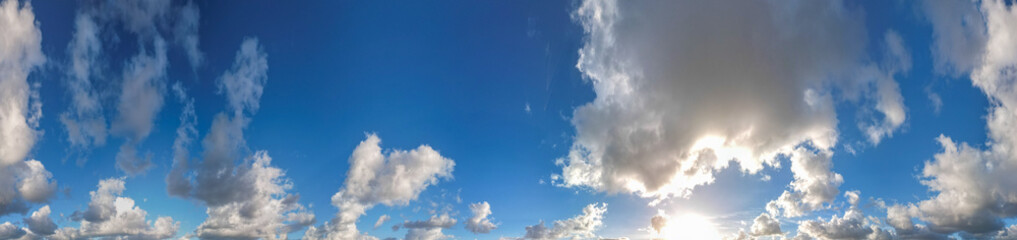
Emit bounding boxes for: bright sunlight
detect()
[660,214,722,240]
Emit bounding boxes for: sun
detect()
[660,214,722,240]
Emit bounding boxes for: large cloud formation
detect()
[303,134,455,240]
[885,0,1017,236]
[0,0,57,218]
[162,38,315,239]
[557,0,910,220]
[61,0,202,172]
[49,178,179,240]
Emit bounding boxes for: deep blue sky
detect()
[1,0,1009,239]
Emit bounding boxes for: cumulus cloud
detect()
[54,178,179,240]
[0,160,57,217]
[466,201,497,234]
[0,0,45,167]
[767,148,843,217]
[24,205,56,236]
[155,38,314,239]
[304,134,456,240]
[195,151,316,240]
[520,203,606,240]
[749,213,781,237]
[555,0,908,212]
[794,209,890,240]
[0,222,26,239]
[886,0,1017,235]
[395,214,456,240]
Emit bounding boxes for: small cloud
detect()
[525,102,532,114]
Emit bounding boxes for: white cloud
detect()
[0,0,45,167]
[0,160,57,216]
[0,222,26,239]
[24,205,56,236]
[373,215,390,229]
[767,148,843,217]
[749,213,781,237]
[396,214,457,240]
[61,13,107,153]
[466,201,497,234]
[520,203,606,240]
[152,38,314,239]
[794,208,890,240]
[195,151,316,240]
[54,178,179,240]
[61,0,204,171]
[886,0,1017,235]
[304,134,455,240]
[555,0,908,213]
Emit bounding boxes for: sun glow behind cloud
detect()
[659,214,721,240]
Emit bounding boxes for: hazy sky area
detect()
[1,0,1017,239]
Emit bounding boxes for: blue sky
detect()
[2,0,1017,239]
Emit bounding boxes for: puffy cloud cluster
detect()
[61,0,202,172]
[884,0,1017,236]
[749,213,781,237]
[766,148,842,218]
[24,205,56,236]
[556,0,909,217]
[304,134,456,240]
[519,203,607,240]
[0,222,27,240]
[466,201,497,234]
[158,38,315,239]
[49,178,179,240]
[0,0,56,219]
[794,209,891,240]
[395,214,457,240]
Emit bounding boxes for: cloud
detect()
[165,82,196,197]
[0,160,57,217]
[885,0,1017,235]
[61,0,204,171]
[767,148,843,218]
[0,222,26,239]
[520,203,606,240]
[780,191,893,240]
[0,0,45,167]
[466,201,497,234]
[24,205,56,236]
[794,209,890,240]
[173,1,203,70]
[374,215,390,229]
[61,13,107,152]
[396,214,456,240]
[54,178,179,240]
[555,0,907,212]
[649,214,666,234]
[153,38,313,239]
[304,134,456,240]
[749,213,781,237]
[194,151,316,240]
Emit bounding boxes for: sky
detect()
[1,0,1017,239]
